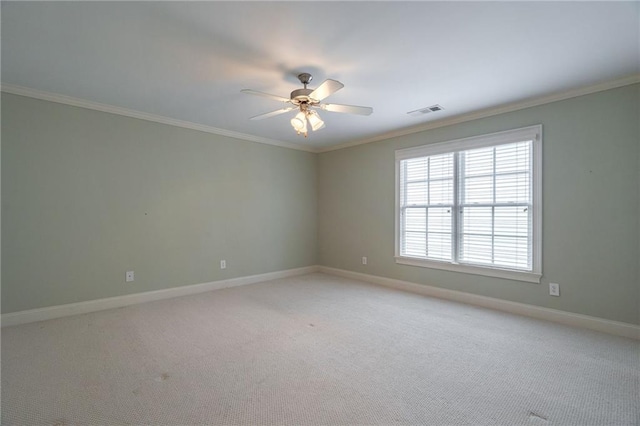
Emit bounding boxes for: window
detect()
[395,125,542,283]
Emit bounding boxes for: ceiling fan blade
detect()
[309,79,344,101]
[249,107,297,120]
[241,89,291,103]
[320,103,373,116]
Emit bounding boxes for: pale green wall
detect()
[318,84,640,325]
[3,85,639,326]
[2,93,317,313]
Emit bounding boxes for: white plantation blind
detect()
[396,126,542,281]
[458,141,531,269]
[400,153,454,261]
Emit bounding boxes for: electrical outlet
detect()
[220,260,226,270]
[126,271,134,282]
[549,282,560,297]
[362,256,367,265]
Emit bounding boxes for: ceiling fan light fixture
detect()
[290,111,306,131]
[307,110,325,131]
[291,110,308,136]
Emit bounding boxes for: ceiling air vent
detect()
[407,104,444,117]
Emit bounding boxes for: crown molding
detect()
[3,74,638,155]
[317,73,640,153]
[0,84,316,153]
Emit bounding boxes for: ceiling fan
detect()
[241,73,373,137]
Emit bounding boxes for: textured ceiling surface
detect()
[2,2,639,149]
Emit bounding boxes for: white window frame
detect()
[395,125,542,283]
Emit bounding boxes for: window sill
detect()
[395,256,542,283]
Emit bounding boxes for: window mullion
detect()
[401,162,405,255]
[425,157,430,258]
[401,161,408,256]
[453,152,462,263]
[528,142,534,270]
[492,146,496,265]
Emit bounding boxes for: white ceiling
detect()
[2,1,639,150]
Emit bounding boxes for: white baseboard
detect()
[318,266,640,340]
[1,265,320,327]
[5,265,637,340]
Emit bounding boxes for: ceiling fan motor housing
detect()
[290,73,319,106]
[290,88,318,106]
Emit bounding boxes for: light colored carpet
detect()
[2,273,639,425]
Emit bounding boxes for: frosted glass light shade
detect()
[290,111,306,131]
[307,110,325,131]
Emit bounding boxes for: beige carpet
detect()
[2,273,639,425]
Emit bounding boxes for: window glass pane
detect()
[461,207,492,235]
[429,153,454,179]
[460,235,493,264]
[495,172,530,203]
[405,181,427,205]
[427,233,451,261]
[429,179,453,205]
[404,208,426,233]
[403,208,426,258]
[495,142,530,174]
[427,207,451,233]
[463,147,493,176]
[494,206,529,237]
[404,158,428,181]
[494,236,530,269]
[463,176,493,204]
[426,207,452,261]
[404,232,426,258]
